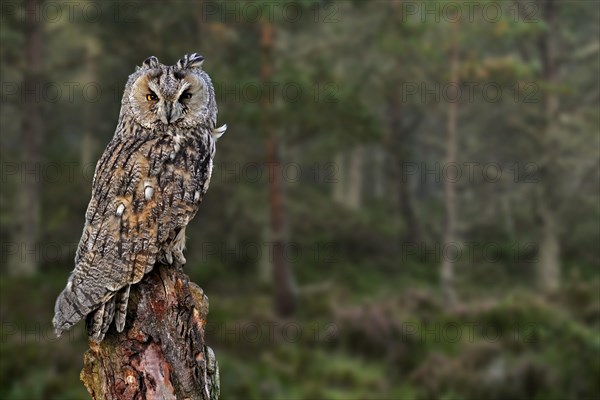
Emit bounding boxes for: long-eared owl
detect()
[53,53,227,342]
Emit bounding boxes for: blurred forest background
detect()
[1,0,599,399]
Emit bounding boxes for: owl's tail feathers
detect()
[114,284,131,333]
[212,124,227,140]
[85,284,129,342]
[54,282,130,341]
[52,285,89,338]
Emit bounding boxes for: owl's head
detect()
[122,53,217,131]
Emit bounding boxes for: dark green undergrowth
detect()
[1,269,598,400]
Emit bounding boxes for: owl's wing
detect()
[53,132,203,338]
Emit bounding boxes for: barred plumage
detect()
[53,54,226,342]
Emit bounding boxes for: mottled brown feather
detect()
[53,54,223,342]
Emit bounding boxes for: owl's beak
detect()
[160,101,180,124]
[163,102,174,124]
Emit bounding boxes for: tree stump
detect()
[80,264,219,400]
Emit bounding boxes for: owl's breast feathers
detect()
[53,126,215,336]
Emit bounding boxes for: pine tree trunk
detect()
[333,152,346,204]
[347,146,364,210]
[536,0,561,292]
[261,19,297,316]
[372,146,385,199]
[538,204,560,291]
[385,87,421,243]
[80,264,220,400]
[440,18,460,307]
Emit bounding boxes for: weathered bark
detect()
[261,20,297,316]
[80,265,220,400]
[10,0,44,275]
[440,18,460,307]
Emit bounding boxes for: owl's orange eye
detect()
[146,93,158,101]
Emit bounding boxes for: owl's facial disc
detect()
[127,57,214,131]
[130,70,206,129]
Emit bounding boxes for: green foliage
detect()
[208,274,599,399]
[1,272,598,398]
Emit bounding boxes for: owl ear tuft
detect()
[142,56,160,69]
[178,53,204,69]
